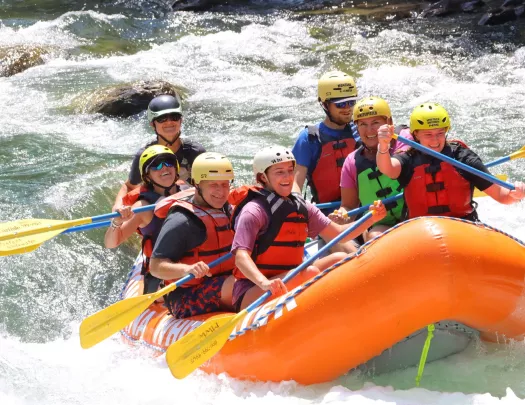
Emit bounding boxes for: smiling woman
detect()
[376,103,525,221]
[104,145,182,293]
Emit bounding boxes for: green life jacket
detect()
[354,145,404,226]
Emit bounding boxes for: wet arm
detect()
[234,249,269,288]
[293,164,308,194]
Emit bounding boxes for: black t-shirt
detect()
[128,138,206,185]
[151,208,207,261]
[393,143,494,192]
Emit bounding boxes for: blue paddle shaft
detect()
[316,150,514,212]
[395,135,514,190]
[63,220,111,234]
[245,211,374,313]
[316,193,403,214]
[63,204,157,234]
[90,204,156,222]
[485,155,510,168]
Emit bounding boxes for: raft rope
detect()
[227,215,525,340]
[415,323,435,387]
[117,216,524,351]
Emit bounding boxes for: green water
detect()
[0,1,524,401]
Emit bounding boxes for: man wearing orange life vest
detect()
[105,145,183,294]
[376,103,525,220]
[230,146,386,311]
[150,152,236,319]
[292,71,360,205]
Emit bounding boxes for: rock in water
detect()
[76,80,187,118]
[0,46,47,77]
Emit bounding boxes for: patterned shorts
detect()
[165,274,230,319]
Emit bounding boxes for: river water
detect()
[1,1,524,404]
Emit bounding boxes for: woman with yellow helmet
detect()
[377,103,525,220]
[331,97,413,241]
[105,145,183,293]
[150,152,236,319]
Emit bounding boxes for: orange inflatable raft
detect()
[120,217,525,385]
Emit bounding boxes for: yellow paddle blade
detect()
[0,228,66,256]
[80,281,179,349]
[166,310,246,379]
[509,145,525,161]
[473,174,508,198]
[0,217,91,242]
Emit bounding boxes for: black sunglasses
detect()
[156,114,182,123]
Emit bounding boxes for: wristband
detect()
[110,219,122,229]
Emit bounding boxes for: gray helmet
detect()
[147,94,183,123]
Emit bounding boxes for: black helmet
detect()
[147,94,182,123]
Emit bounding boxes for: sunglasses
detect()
[331,100,356,108]
[150,161,175,171]
[156,114,182,123]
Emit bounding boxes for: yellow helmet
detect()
[410,103,451,133]
[139,145,179,183]
[353,97,392,122]
[191,152,234,185]
[318,71,358,103]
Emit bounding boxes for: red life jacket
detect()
[229,186,309,279]
[403,141,475,219]
[155,192,234,287]
[306,125,357,203]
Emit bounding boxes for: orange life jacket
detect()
[229,186,309,279]
[306,125,357,203]
[403,141,476,219]
[155,192,234,287]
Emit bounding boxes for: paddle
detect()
[0,204,155,256]
[485,145,525,168]
[316,173,507,213]
[79,253,233,349]
[165,210,376,379]
[316,144,524,212]
[392,134,515,190]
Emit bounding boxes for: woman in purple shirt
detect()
[229,146,386,311]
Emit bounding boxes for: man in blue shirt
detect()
[292,71,360,204]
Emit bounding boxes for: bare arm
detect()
[234,249,286,293]
[483,182,525,204]
[376,124,402,179]
[234,249,268,288]
[149,257,211,281]
[293,164,308,194]
[104,202,152,248]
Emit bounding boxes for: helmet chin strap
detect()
[195,185,214,208]
[363,143,377,153]
[146,178,178,197]
[155,129,181,147]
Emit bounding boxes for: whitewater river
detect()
[0,1,524,404]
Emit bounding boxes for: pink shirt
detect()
[231,199,331,253]
[340,129,413,189]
